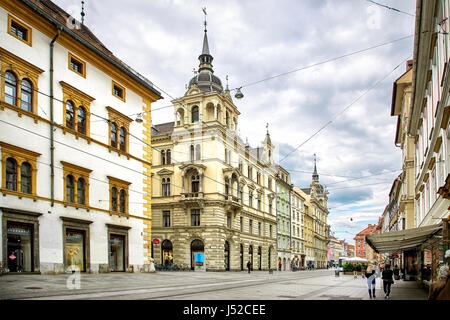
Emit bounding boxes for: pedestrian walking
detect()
[382,264,394,299]
[365,268,377,299]
[247,261,252,274]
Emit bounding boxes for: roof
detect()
[301,188,311,195]
[24,0,162,99]
[152,122,174,137]
[355,224,378,239]
[366,223,442,253]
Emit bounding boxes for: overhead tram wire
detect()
[365,0,415,17]
[278,55,412,163]
[236,35,413,90]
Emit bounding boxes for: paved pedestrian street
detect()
[0,269,428,300]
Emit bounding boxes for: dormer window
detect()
[112,81,126,102]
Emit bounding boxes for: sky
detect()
[56,0,416,242]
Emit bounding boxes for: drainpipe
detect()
[50,28,61,206]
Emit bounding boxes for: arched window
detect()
[65,100,75,130]
[20,79,32,112]
[191,175,199,193]
[111,187,118,211]
[20,162,32,194]
[119,127,126,152]
[195,144,201,160]
[161,150,166,165]
[176,112,182,126]
[110,122,117,148]
[6,158,17,191]
[166,150,171,165]
[5,71,17,106]
[66,175,75,203]
[77,178,85,204]
[119,189,126,213]
[191,106,199,123]
[77,106,86,134]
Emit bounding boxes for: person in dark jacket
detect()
[382,264,394,299]
[247,261,252,274]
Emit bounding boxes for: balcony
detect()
[224,194,243,211]
[180,192,204,206]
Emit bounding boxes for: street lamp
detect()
[234,87,244,99]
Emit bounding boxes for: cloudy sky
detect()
[57,0,416,242]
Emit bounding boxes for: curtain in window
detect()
[5,71,17,106]
[66,175,75,202]
[111,187,118,211]
[66,101,75,129]
[20,162,32,194]
[119,189,126,213]
[166,150,171,164]
[77,106,86,134]
[119,127,126,151]
[110,123,117,147]
[77,178,85,204]
[6,158,17,191]
[20,79,32,112]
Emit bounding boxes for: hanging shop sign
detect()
[9,254,16,260]
[153,239,160,245]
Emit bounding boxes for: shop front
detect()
[1,207,41,274]
[61,217,91,272]
[107,224,130,272]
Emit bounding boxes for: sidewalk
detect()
[338,274,429,300]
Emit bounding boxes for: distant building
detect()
[354,224,377,262]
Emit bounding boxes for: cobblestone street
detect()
[0,269,428,300]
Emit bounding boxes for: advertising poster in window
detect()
[65,230,84,271]
[194,252,205,272]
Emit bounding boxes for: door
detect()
[109,234,125,272]
[7,223,33,272]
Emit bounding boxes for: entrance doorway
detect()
[162,240,173,268]
[224,241,230,271]
[65,229,86,272]
[258,247,262,270]
[249,245,253,270]
[109,234,125,272]
[191,239,204,270]
[240,244,244,271]
[7,223,33,272]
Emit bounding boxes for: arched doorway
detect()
[190,239,204,270]
[240,244,244,271]
[258,247,262,270]
[161,240,173,267]
[248,245,253,270]
[224,241,230,271]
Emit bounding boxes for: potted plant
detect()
[343,263,353,275]
[393,266,400,280]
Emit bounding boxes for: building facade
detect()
[291,186,306,269]
[354,224,377,262]
[0,0,162,274]
[276,166,292,271]
[150,26,277,271]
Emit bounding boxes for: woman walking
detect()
[365,268,377,299]
[382,264,394,299]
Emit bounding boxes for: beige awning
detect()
[366,223,442,253]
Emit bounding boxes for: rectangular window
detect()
[249,219,253,234]
[191,209,200,226]
[112,81,126,102]
[227,213,232,229]
[68,53,86,77]
[163,211,171,227]
[8,15,32,46]
[65,229,85,272]
[258,222,261,236]
[269,225,272,238]
[240,216,243,232]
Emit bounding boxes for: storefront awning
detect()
[366,223,442,253]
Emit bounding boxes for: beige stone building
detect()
[150,27,277,271]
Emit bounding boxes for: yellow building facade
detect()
[150,28,277,271]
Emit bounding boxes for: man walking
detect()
[247,260,252,274]
[382,264,394,299]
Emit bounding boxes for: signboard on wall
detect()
[424,249,432,265]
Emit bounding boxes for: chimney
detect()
[406,60,413,71]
